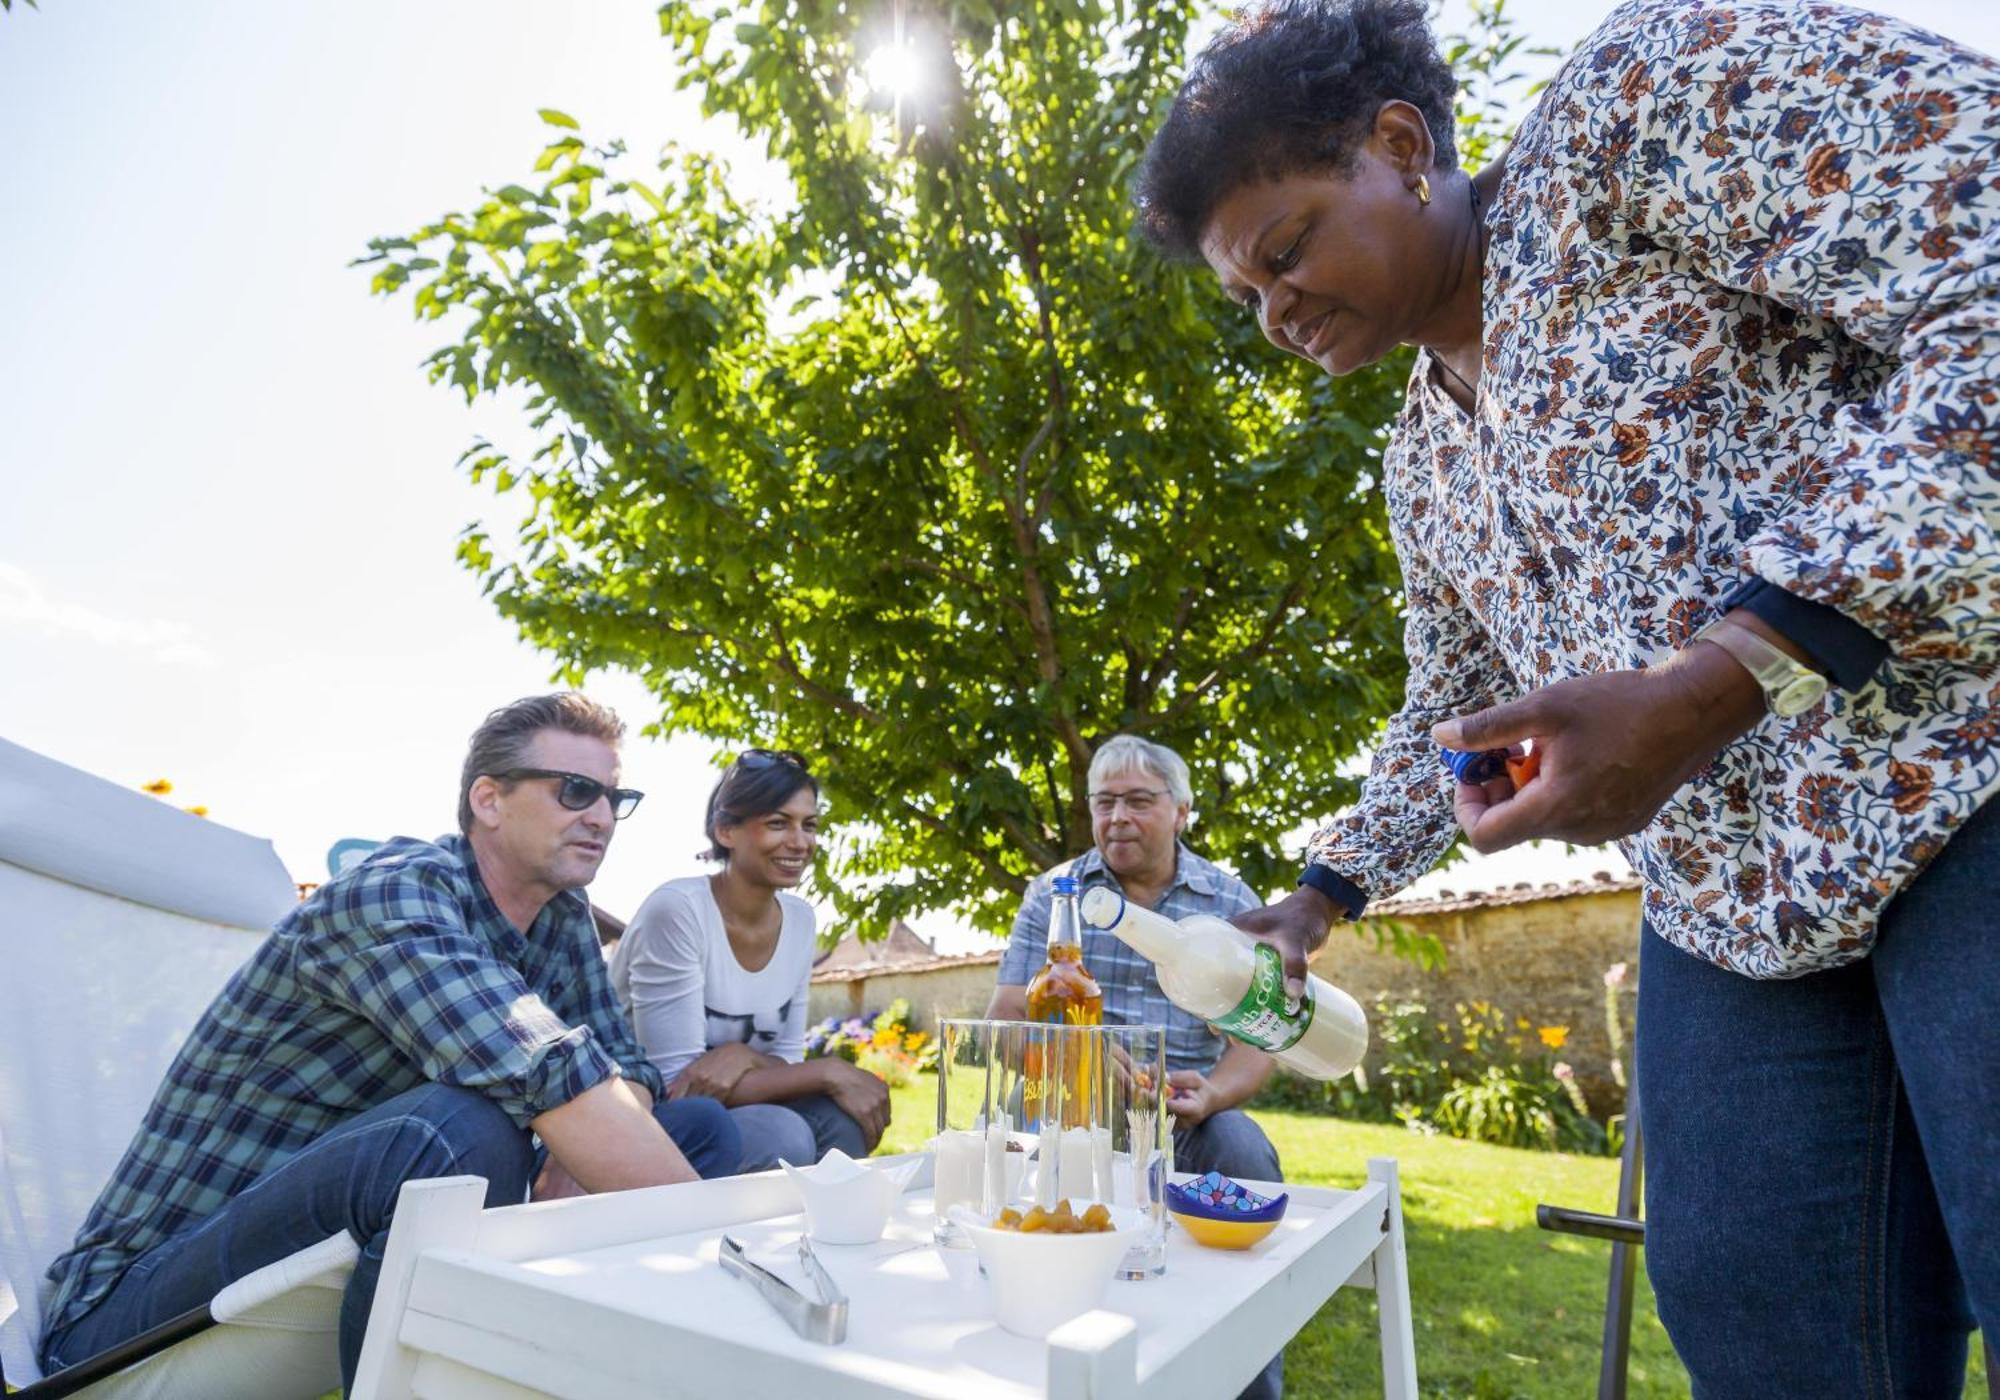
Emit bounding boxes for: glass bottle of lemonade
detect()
[1077,886,1369,1081]
[1023,876,1101,1130]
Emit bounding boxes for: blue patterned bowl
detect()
[1168,1168,1288,1256]
[1166,1171,1288,1248]
[1166,1170,1289,1221]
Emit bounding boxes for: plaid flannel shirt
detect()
[43,834,661,1336]
[997,845,1262,1072]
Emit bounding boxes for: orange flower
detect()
[1619,61,1653,106]
[184,805,210,818]
[1883,89,1957,154]
[1884,760,1933,816]
[1805,144,1852,197]
[1919,224,1963,262]
[1796,773,1853,841]
[1538,1026,1570,1050]
[141,778,174,796]
[1612,420,1651,468]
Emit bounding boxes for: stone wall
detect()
[1320,883,1644,1115]
[805,881,1644,1115]
[808,957,1004,1031]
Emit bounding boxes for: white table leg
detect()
[1367,1157,1418,1400]
[349,1175,488,1400]
[1046,1308,1140,1400]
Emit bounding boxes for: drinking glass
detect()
[1090,1023,1170,1278]
[933,1018,1033,1247]
[934,1019,1169,1278]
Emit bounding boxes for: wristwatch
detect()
[1691,615,1830,718]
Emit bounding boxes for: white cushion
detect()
[0,736,344,1392]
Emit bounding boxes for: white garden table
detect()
[351,1155,1416,1400]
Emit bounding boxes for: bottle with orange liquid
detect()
[1023,875,1101,1131]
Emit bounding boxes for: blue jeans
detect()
[732,1092,871,1171]
[1175,1106,1286,1400]
[40,1082,740,1395]
[1175,1105,1283,1184]
[1638,796,1997,1398]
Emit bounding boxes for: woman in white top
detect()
[610,750,889,1170]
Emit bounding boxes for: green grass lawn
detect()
[881,1077,1989,1400]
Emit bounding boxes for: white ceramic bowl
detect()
[957,1204,1147,1339]
[781,1151,921,1245]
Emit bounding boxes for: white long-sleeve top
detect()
[607,875,815,1086]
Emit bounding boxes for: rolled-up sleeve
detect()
[299,866,619,1128]
[556,897,666,1100]
[1722,577,1887,692]
[1620,2,2000,667]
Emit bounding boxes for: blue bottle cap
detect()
[1052,875,1079,895]
[1439,746,1508,785]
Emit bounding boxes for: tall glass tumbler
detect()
[933,1018,1033,1247]
[935,1020,1169,1278]
[1091,1023,1170,1279]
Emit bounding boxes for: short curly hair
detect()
[1134,0,1458,261]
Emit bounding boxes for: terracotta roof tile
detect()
[812,948,1003,984]
[812,918,944,974]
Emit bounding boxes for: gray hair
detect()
[1087,735,1193,806]
[458,693,625,834]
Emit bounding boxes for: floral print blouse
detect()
[1305,0,2000,978]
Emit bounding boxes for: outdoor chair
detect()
[1535,1057,1644,1400]
[0,736,355,1398]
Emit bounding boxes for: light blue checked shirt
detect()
[997,846,1262,1073]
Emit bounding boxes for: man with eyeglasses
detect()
[985,735,1288,1396]
[37,693,742,1394]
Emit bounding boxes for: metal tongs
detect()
[719,1234,850,1344]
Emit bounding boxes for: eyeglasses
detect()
[1088,788,1171,816]
[738,747,810,772]
[491,769,645,820]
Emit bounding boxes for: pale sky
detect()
[4,1,1994,946]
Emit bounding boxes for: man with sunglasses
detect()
[38,693,742,1394]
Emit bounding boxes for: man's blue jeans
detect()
[40,1083,741,1395]
[1639,796,1997,1397]
[1175,1106,1286,1400]
[1175,1105,1283,1184]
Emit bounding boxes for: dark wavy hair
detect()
[1134,0,1458,261]
[703,751,820,861]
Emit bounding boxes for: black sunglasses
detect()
[738,747,809,773]
[491,768,645,820]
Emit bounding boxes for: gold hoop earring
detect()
[1415,174,1432,207]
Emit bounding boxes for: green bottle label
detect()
[1212,943,1314,1053]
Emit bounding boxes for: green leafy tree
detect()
[361,0,1430,935]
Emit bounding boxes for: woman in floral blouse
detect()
[1138,0,1996,1390]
